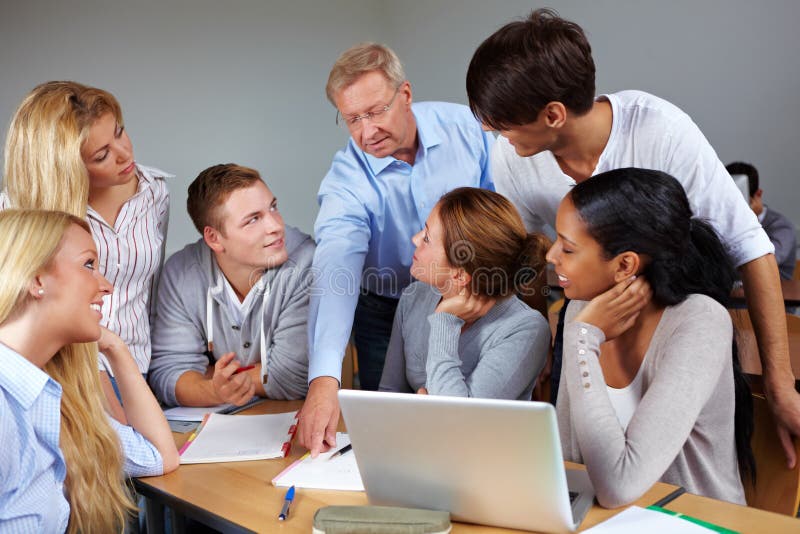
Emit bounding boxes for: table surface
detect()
[137,400,800,533]
[729,308,800,382]
[136,400,682,533]
[664,492,800,534]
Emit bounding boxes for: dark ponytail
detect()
[570,168,754,483]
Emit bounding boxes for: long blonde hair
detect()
[3,81,124,217]
[0,209,135,532]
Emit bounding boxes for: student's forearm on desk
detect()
[104,341,179,471]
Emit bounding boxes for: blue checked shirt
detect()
[0,343,163,533]
[308,101,494,381]
[111,416,164,478]
[0,343,69,533]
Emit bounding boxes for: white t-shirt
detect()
[492,90,773,268]
[606,358,646,431]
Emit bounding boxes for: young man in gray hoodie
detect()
[149,164,315,406]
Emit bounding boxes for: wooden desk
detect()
[664,492,800,533]
[731,279,800,306]
[729,308,800,387]
[135,400,678,533]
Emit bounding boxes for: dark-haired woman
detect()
[378,187,551,400]
[549,168,752,507]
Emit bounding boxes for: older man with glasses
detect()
[298,42,494,456]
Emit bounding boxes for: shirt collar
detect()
[758,206,767,224]
[0,342,59,410]
[86,163,171,222]
[362,106,443,175]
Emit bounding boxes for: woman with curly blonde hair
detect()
[0,209,178,532]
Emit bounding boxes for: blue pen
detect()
[278,485,295,521]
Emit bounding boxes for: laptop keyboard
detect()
[569,491,579,504]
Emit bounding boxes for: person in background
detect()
[149,164,314,407]
[378,187,550,400]
[549,168,752,507]
[298,43,494,456]
[2,81,171,419]
[0,209,178,532]
[727,161,796,280]
[466,9,799,466]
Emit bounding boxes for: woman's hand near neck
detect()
[435,285,497,330]
[573,276,653,341]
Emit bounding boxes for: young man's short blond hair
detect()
[325,42,406,104]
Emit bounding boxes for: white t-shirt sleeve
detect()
[491,136,558,234]
[658,112,774,267]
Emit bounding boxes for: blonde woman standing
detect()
[2,81,171,406]
[0,209,178,532]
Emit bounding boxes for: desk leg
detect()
[144,496,165,534]
[169,507,187,533]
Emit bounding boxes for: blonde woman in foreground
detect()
[0,210,179,532]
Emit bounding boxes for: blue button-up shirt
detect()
[308,101,494,380]
[0,343,69,533]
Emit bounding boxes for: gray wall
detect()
[2,1,799,256]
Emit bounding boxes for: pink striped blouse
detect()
[0,163,171,374]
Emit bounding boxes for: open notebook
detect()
[272,433,364,491]
[179,411,297,464]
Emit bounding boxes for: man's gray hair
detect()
[326,42,406,105]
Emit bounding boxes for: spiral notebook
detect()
[179,410,298,464]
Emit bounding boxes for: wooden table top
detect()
[138,399,800,533]
[136,400,679,533]
[729,308,800,382]
[664,492,800,533]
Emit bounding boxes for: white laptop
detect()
[338,390,595,534]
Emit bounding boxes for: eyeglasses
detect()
[336,87,401,129]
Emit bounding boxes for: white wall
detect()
[2,1,799,255]
[0,0,382,253]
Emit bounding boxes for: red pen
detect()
[234,364,256,375]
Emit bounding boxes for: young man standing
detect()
[149,164,315,406]
[467,9,799,466]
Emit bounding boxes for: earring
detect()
[37,288,44,296]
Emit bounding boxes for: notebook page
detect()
[272,433,364,491]
[583,506,718,533]
[180,411,297,464]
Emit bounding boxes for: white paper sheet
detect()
[272,433,364,491]
[583,506,716,533]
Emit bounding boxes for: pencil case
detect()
[312,505,451,534]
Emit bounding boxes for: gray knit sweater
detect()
[558,294,746,507]
[148,226,314,405]
[378,282,549,400]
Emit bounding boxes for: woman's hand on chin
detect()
[574,276,652,340]
[435,287,496,324]
[97,326,126,358]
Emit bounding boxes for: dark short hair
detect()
[725,161,759,197]
[466,8,596,130]
[187,163,263,235]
